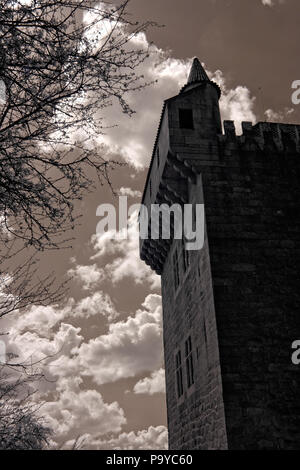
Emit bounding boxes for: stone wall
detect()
[142,77,300,449]
[161,232,228,450]
[161,83,228,449]
[204,122,300,449]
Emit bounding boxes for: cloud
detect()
[119,187,142,198]
[8,292,163,385]
[5,322,84,393]
[11,0,34,7]
[261,0,285,6]
[38,1,256,166]
[76,291,119,322]
[95,51,257,165]
[86,26,190,169]
[4,319,126,442]
[68,263,104,290]
[41,376,126,439]
[68,425,168,450]
[133,368,165,395]
[264,107,294,121]
[7,291,118,340]
[210,70,256,133]
[4,291,164,444]
[91,209,160,290]
[78,4,256,169]
[76,294,163,385]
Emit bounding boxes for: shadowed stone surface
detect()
[140,59,300,450]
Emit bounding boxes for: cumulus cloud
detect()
[77,3,257,169]
[76,294,163,385]
[3,291,164,445]
[210,70,256,133]
[9,304,71,338]
[68,263,104,290]
[76,291,119,322]
[7,292,163,389]
[40,2,257,165]
[133,368,166,395]
[119,187,142,198]
[264,107,294,121]
[91,209,160,290]
[88,36,190,169]
[8,291,118,340]
[95,51,257,165]
[6,322,84,384]
[67,425,168,450]
[42,376,126,439]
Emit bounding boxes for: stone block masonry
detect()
[140,58,300,449]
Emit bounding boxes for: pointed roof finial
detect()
[187,58,210,84]
[180,57,221,98]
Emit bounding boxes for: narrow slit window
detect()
[179,108,194,129]
[185,336,194,388]
[175,351,184,398]
[157,147,160,167]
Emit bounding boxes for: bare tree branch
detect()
[0,0,155,250]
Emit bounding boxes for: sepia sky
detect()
[3,0,300,449]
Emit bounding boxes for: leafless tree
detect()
[0,0,155,448]
[0,0,154,319]
[0,253,68,319]
[0,365,52,450]
[0,0,153,251]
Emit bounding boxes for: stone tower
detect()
[139,58,300,450]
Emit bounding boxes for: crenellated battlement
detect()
[220,120,300,152]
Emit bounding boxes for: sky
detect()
[2,0,300,450]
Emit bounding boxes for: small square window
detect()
[179,108,194,129]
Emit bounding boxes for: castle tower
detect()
[139,58,300,450]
